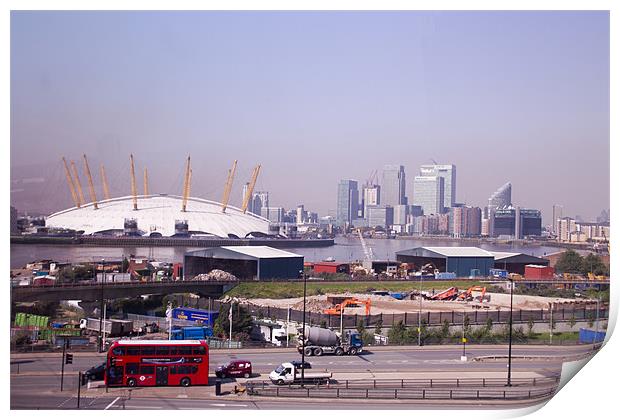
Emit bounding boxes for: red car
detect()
[215,360,252,379]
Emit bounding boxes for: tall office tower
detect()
[381,165,406,207]
[336,180,359,227]
[242,183,249,209]
[393,204,408,226]
[367,205,394,229]
[552,204,563,233]
[250,191,269,216]
[484,182,512,237]
[261,207,284,223]
[413,176,444,215]
[419,164,456,210]
[296,204,307,225]
[488,182,512,208]
[362,185,380,219]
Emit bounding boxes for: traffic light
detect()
[65,353,73,364]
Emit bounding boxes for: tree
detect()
[374,319,383,335]
[213,302,253,339]
[568,314,577,330]
[555,250,584,274]
[581,253,609,276]
[388,320,408,345]
[527,317,535,338]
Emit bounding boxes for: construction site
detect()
[235,287,597,316]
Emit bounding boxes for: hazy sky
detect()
[10,11,609,223]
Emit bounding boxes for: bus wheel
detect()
[127,378,137,387]
[180,377,191,387]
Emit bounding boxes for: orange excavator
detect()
[457,286,488,302]
[324,298,371,316]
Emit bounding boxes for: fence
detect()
[245,376,560,401]
[215,301,608,330]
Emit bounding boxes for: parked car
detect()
[83,362,106,384]
[215,360,252,379]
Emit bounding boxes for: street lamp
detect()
[98,259,105,353]
[507,278,514,387]
[300,270,307,386]
[418,275,422,346]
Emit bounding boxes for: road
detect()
[11,344,594,410]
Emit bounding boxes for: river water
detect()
[10,237,565,269]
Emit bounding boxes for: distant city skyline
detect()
[10,11,609,223]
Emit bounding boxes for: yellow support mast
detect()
[62,157,80,208]
[100,164,111,201]
[221,160,238,213]
[82,154,99,209]
[130,154,138,211]
[70,160,86,206]
[143,168,149,196]
[181,156,191,212]
[241,164,261,213]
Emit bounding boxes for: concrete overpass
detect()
[11,279,238,302]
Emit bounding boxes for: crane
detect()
[241,164,261,213]
[357,228,374,268]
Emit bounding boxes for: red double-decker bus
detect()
[105,340,209,387]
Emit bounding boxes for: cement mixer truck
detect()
[297,326,364,356]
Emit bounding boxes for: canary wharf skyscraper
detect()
[419,164,456,210]
[381,164,406,207]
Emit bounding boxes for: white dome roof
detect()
[46,195,271,238]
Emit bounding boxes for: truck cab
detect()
[269,362,331,385]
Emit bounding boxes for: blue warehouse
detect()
[396,247,495,278]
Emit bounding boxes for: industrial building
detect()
[184,246,304,281]
[490,252,550,275]
[396,247,551,277]
[396,247,495,277]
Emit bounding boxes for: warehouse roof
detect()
[186,246,302,260]
[490,252,549,264]
[397,247,494,258]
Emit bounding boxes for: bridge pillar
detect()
[77,300,100,317]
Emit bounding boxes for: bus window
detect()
[112,346,126,356]
[108,366,124,385]
[193,346,206,355]
[178,347,191,355]
[127,347,140,356]
[156,346,169,355]
[126,363,139,375]
[141,346,156,355]
[140,366,155,375]
[170,366,177,374]
[192,366,198,374]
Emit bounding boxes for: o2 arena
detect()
[45,155,277,239]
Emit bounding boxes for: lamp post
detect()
[98,259,105,353]
[507,278,514,386]
[418,275,422,346]
[300,270,307,386]
[549,302,554,345]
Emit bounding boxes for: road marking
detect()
[177,394,188,398]
[57,397,74,407]
[209,403,248,407]
[104,397,121,410]
[124,405,164,409]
